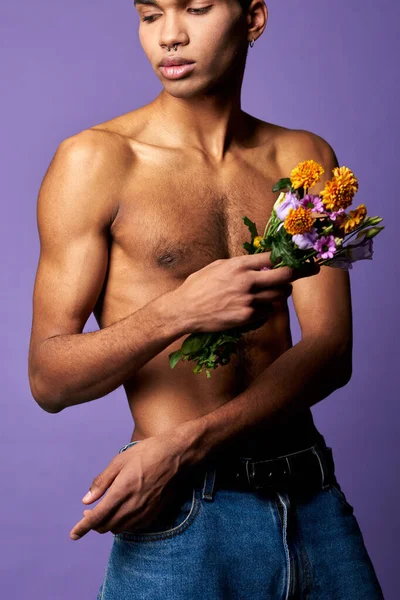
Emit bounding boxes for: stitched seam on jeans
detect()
[99,550,113,598]
[295,517,314,597]
[276,493,291,600]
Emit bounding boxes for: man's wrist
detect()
[168,416,212,471]
[152,288,198,338]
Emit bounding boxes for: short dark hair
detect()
[238,0,252,11]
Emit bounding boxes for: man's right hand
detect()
[172,252,320,333]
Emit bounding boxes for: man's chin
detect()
[159,76,219,100]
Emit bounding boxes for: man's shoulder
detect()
[271,123,338,172]
[51,115,147,194]
[58,125,133,164]
[248,117,339,177]
[58,105,150,160]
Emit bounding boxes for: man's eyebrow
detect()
[134,0,161,6]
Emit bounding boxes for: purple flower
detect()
[300,194,325,213]
[324,238,374,269]
[329,208,346,221]
[346,238,374,261]
[313,234,337,259]
[292,227,319,250]
[347,231,367,245]
[274,192,301,221]
[324,255,353,270]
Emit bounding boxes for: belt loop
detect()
[311,444,331,489]
[285,456,292,478]
[202,466,217,501]
[245,460,255,487]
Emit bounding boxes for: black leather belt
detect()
[189,441,337,494]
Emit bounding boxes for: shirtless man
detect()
[28,0,385,597]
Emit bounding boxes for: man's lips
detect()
[158,56,196,80]
[159,57,195,67]
[159,62,196,80]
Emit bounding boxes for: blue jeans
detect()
[96,437,384,599]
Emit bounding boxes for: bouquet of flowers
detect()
[168,159,384,378]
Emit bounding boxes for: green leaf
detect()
[270,242,280,264]
[181,332,216,356]
[272,178,291,193]
[168,350,182,369]
[242,216,259,239]
[181,333,209,355]
[242,241,255,254]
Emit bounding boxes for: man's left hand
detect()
[69,433,186,540]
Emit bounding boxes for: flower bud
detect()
[273,191,286,211]
[362,226,384,239]
[366,217,383,226]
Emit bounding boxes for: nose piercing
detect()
[166,44,178,52]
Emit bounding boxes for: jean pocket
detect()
[114,485,201,542]
[328,481,354,512]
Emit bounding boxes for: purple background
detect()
[1,0,398,597]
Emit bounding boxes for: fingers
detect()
[81,458,123,504]
[251,261,320,288]
[252,284,292,302]
[237,253,320,279]
[70,479,128,540]
[237,252,274,270]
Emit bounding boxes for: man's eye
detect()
[142,6,212,21]
[142,14,159,22]
[187,6,212,13]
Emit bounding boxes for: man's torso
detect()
[86,104,320,456]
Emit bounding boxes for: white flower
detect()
[273,192,301,222]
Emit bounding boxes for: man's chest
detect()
[111,149,282,281]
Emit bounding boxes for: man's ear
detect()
[246,0,268,43]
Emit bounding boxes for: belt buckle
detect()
[244,457,290,491]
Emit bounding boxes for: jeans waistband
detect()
[118,432,335,495]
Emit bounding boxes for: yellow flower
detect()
[321,166,359,211]
[284,206,316,235]
[253,236,263,248]
[339,204,367,234]
[290,159,325,190]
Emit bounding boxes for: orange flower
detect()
[321,166,359,211]
[290,159,325,190]
[338,204,367,234]
[284,206,316,235]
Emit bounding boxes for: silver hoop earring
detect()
[249,38,255,48]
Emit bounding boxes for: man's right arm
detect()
[28,131,189,414]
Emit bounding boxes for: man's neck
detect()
[148,86,251,162]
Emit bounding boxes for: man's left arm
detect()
[174,132,353,467]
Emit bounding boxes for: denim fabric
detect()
[96,437,384,599]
